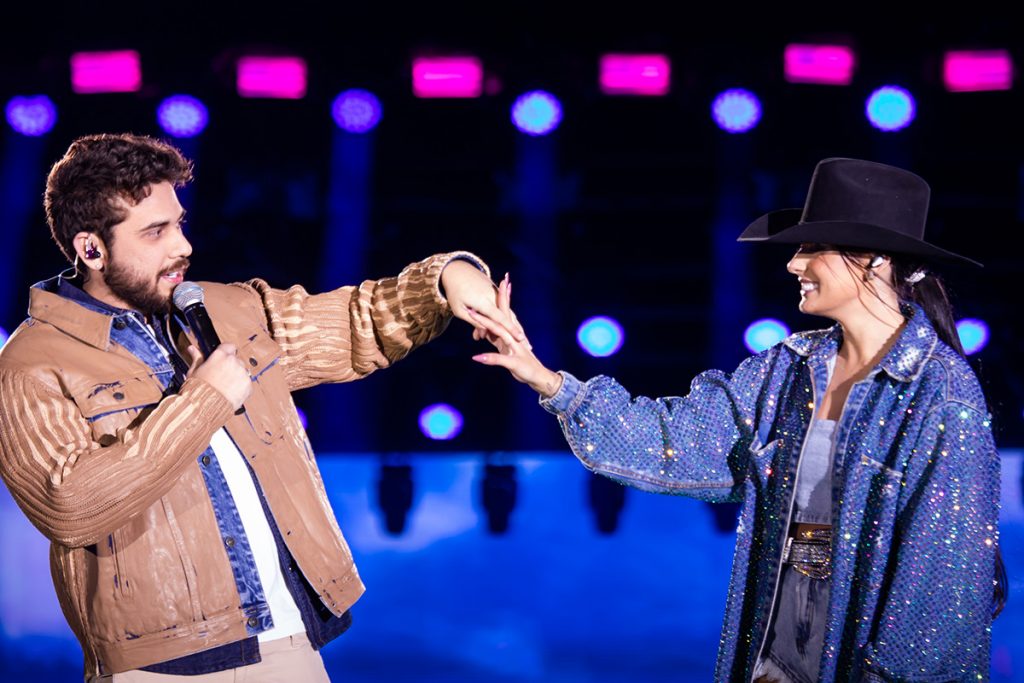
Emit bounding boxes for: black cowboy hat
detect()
[737,157,983,267]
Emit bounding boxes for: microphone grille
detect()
[172,281,205,311]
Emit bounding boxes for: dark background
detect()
[2,5,1020,452]
[2,7,1024,683]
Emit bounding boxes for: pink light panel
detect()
[412,57,483,98]
[783,44,856,85]
[943,50,1013,92]
[599,54,670,95]
[70,50,142,93]
[236,56,307,99]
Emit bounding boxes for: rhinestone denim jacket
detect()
[541,303,1000,682]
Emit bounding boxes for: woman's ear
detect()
[863,254,890,282]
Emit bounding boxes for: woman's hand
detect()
[441,259,526,347]
[470,275,564,398]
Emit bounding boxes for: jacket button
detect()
[112,392,125,400]
[247,616,259,628]
[249,357,258,367]
[112,319,127,330]
[201,455,211,466]
[225,536,236,548]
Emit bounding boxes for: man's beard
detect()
[104,256,189,317]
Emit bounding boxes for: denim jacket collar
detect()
[782,301,938,384]
[28,271,148,351]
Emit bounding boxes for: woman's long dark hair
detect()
[841,250,1008,619]
[836,251,961,354]
[889,259,965,356]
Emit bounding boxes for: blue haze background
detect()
[2,452,1023,681]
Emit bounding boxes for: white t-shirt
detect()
[146,321,304,642]
[210,429,306,642]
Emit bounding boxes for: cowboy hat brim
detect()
[738,209,983,268]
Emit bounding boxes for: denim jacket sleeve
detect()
[539,346,782,502]
[860,401,999,681]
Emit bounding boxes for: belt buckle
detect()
[800,527,831,543]
[788,527,831,580]
[793,560,831,580]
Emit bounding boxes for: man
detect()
[0,133,520,681]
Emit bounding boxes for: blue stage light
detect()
[577,316,624,358]
[419,404,464,440]
[744,319,790,353]
[956,318,989,355]
[157,95,208,138]
[5,95,57,136]
[866,85,915,131]
[511,90,563,136]
[711,88,761,133]
[332,89,383,133]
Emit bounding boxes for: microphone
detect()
[173,282,246,415]
[172,282,222,358]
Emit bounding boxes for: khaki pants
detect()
[93,633,331,683]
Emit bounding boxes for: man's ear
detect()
[73,231,107,277]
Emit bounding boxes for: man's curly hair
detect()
[45,133,194,263]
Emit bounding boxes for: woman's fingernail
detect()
[472,354,489,363]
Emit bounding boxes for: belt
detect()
[781,523,831,580]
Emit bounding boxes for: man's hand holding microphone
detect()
[173,282,251,413]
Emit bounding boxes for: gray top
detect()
[792,418,837,525]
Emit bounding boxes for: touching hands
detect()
[441,259,526,347]
[469,274,564,399]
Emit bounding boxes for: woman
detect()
[469,158,1005,682]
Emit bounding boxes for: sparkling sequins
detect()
[540,301,1000,680]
